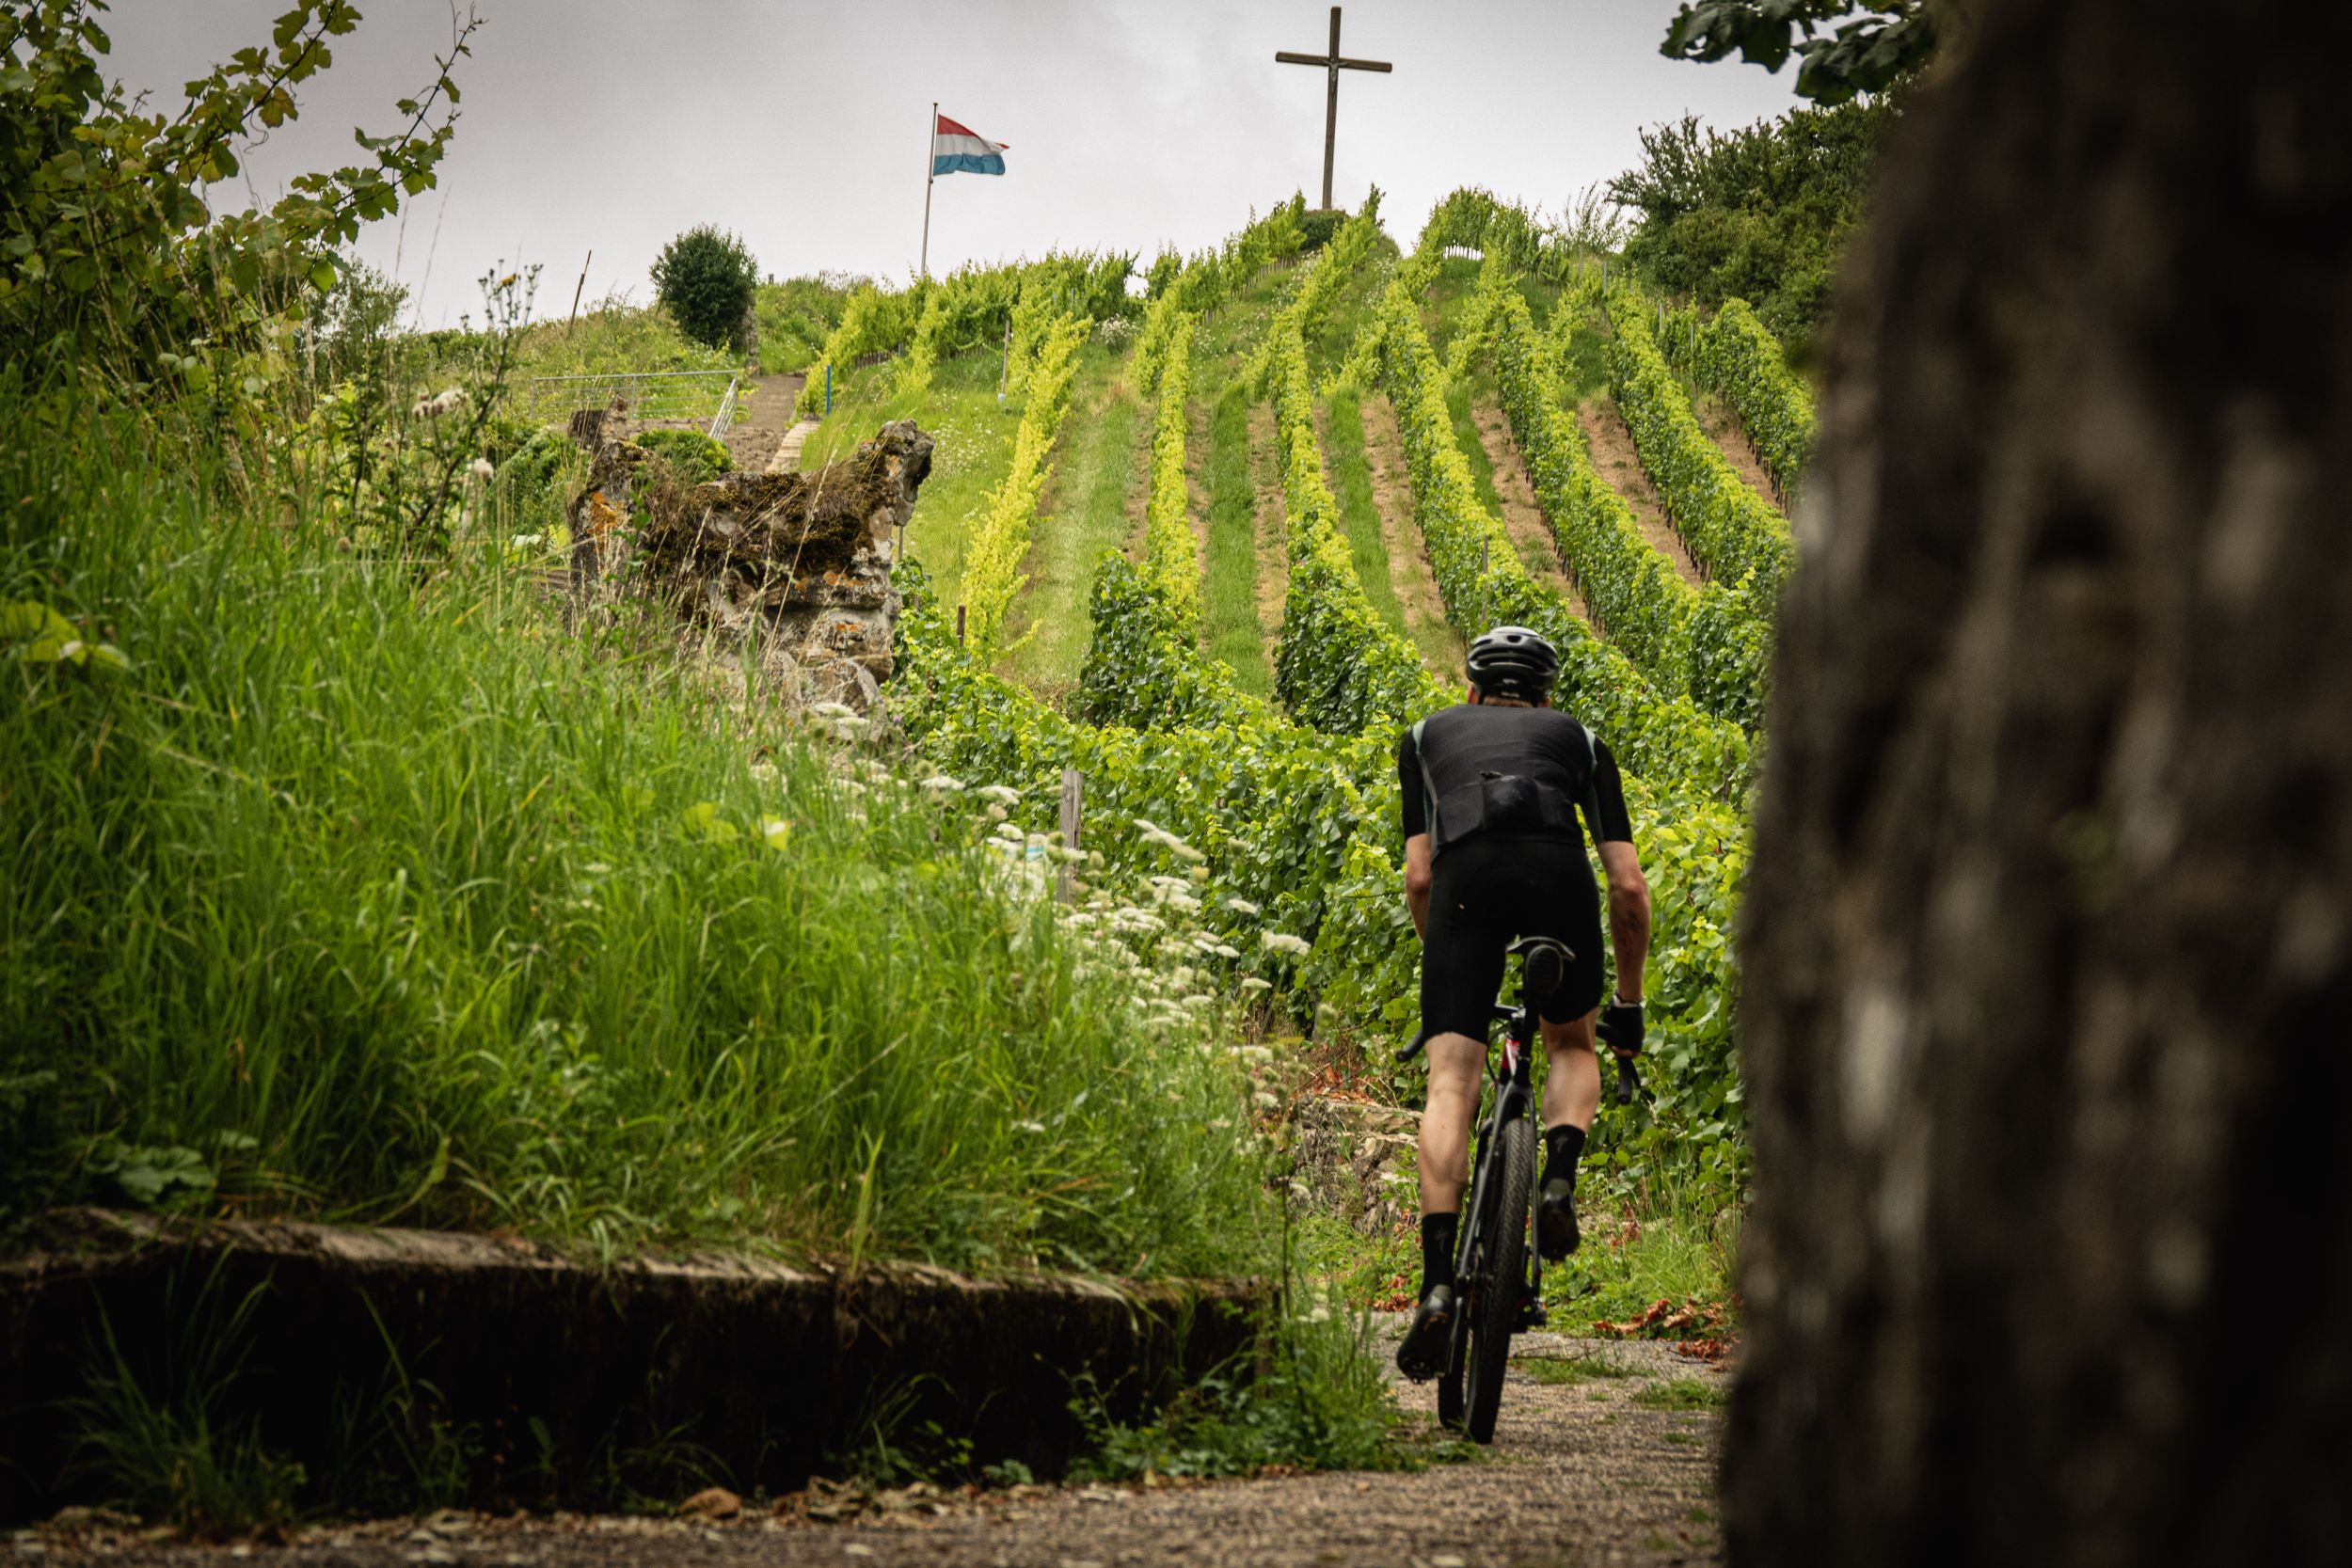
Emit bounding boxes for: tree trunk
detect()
[1725,3,2352,1564]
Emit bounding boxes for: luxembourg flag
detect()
[931,113,1009,177]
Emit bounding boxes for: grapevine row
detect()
[1673,296,1816,500]
[1367,277,1754,800]
[898,570,1754,1136]
[1135,312,1200,630]
[1597,289,1795,617]
[959,313,1089,657]
[1263,306,1452,736]
[1465,262,1771,730]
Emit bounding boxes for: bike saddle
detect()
[1507,935,1574,1000]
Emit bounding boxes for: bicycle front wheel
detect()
[1463,1115,1534,1444]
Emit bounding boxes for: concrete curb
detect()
[0,1212,1270,1521]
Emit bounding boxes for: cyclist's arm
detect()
[1405,834,1434,938]
[1399,729,1433,938]
[1583,739,1651,1012]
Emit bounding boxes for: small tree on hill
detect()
[651,226,757,351]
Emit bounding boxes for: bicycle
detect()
[1396,935,1641,1443]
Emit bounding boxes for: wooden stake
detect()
[1057,768,1084,904]
[565,249,592,335]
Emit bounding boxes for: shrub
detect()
[632,428,732,484]
[650,226,758,351]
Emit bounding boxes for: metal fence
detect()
[518,370,741,438]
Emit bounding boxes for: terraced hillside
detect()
[785,189,1816,1224]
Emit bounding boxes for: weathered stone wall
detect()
[565,420,932,713]
[0,1212,1267,1522]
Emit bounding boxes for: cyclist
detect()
[1393,626,1652,1381]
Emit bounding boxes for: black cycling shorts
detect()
[1419,833,1605,1040]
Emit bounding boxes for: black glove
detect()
[1597,999,1645,1057]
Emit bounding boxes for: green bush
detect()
[650,226,758,351]
[1607,100,1897,349]
[631,428,732,484]
[753,275,856,374]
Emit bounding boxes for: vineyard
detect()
[795,186,1820,1292]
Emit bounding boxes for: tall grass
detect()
[1201,383,1269,694]
[0,386,1270,1275]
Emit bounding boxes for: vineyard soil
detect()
[1691,393,1778,509]
[1577,395,1705,586]
[1470,393,1591,619]
[1354,389,1467,674]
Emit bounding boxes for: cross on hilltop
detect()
[1275,6,1391,213]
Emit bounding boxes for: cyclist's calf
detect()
[1416,1032,1489,1215]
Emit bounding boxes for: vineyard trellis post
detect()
[564,248,591,335]
[1057,768,1083,904]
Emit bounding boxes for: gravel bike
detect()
[1396,935,1641,1443]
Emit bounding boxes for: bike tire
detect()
[1463,1116,1534,1445]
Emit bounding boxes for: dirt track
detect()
[28,1334,1726,1568]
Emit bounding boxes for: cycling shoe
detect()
[1394,1283,1455,1382]
[1537,1178,1581,1261]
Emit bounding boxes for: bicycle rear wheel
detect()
[1463,1116,1534,1444]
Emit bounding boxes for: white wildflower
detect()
[1226,897,1261,917]
[920,775,965,793]
[1014,1119,1046,1134]
[986,802,1009,821]
[1262,931,1312,958]
[993,822,1025,842]
[1253,1091,1279,1110]
[810,702,857,720]
[469,456,495,481]
[1239,977,1273,994]
[976,784,1022,805]
[1212,944,1242,959]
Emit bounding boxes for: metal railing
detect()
[519,370,741,439]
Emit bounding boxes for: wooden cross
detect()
[1275,6,1391,213]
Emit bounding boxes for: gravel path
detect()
[24,1336,1726,1568]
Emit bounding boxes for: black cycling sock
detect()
[1545,1122,1587,1189]
[1420,1211,1458,1295]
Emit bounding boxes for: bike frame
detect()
[1445,992,1545,1374]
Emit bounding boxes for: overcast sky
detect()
[103,0,1804,328]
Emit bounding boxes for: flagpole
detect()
[920,100,937,278]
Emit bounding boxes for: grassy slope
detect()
[0,395,1271,1277]
[1322,388,1458,677]
[1000,344,1143,694]
[1201,381,1270,694]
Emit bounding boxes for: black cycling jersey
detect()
[1397,703,1632,855]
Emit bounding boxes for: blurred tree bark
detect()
[1724,0,2352,1563]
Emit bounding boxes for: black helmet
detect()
[1465,625,1559,702]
